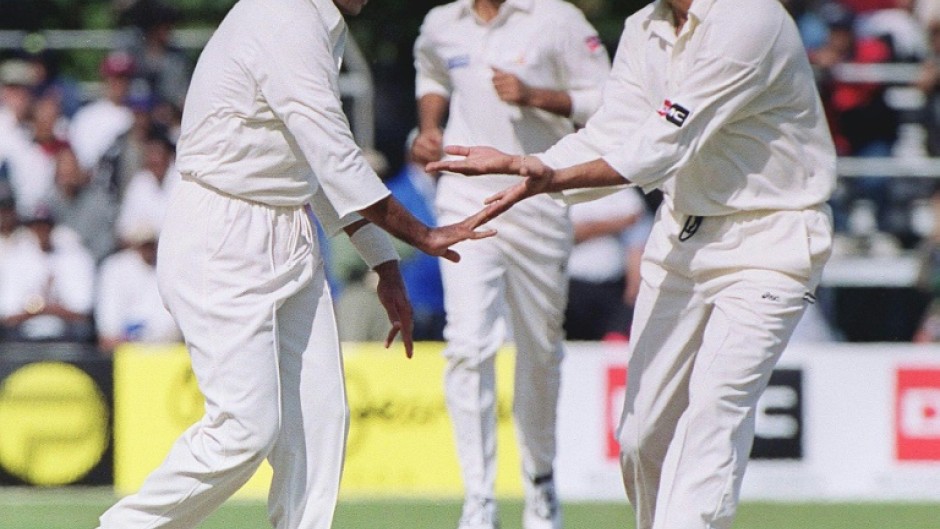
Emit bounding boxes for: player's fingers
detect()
[400,322,414,359]
[384,321,400,349]
[441,248,461,263]
[484,191,506,205]
[443,145,471,156]
[472,228,497,239]
[425,160,455,173]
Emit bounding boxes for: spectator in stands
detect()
[68,51,136,173]
[123,0,192,109]
[115,124,179,239]
[779,0,835,52]
[31,92,69,156]
[0,58,58,217]
[43,145,118,262]
[917,0,940,27]
[811,2,900,232]
[564,187,644,342]
[96,89,155,198]
[22,48,83,118]
[856,0,929,62]
[0,182,25,253]
[95,221,181,352]
[0,204,95,342]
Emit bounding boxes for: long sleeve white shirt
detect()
[539,0,837,216]
[175,0,389,231]
[414,0,610,176]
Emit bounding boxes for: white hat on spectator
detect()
[0,59,39,87]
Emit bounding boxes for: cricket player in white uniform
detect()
[412,1,609,528]
[429,0,836,528]
[94,0,495,528]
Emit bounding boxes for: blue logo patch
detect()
[446,55,471,70]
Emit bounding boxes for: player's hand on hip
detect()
[491,68,530,106]
[411,127,444,166]
[373,260,415,358]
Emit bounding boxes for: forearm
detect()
[357,195,432,250]
[545,158,629,192]
[418,94,448,131]
[525,88,572,118]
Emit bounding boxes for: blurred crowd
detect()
[6,0,940,353]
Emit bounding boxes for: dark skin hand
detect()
[345,196,497,357]
[374,259,415,358]
[343,220,416,358]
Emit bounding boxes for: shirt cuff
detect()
[415,77,450,99]
[568,90,602,126]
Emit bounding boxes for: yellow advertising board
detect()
[113,343,523,499]
[0,361,110,486]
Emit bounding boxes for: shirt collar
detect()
[645,0,715,42]
[457,0,535,20]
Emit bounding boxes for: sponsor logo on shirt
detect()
[585,35,603,53]
[446,55,470,70]
[657,99,690,127]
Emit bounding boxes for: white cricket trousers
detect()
[436,177,572,501]
[98,178,349,529]
[617,202,832,529]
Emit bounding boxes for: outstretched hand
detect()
[426,145,557,225]
[421,206,498,263]
[425,146,516,176]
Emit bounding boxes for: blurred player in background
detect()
[411,1,610,528]
[94,0,495,528]
[428,0,836,528]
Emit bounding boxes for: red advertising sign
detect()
[605,366,627,460]
[896,368,940,461]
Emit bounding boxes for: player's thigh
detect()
[689,270,807,409]
[503,242,568,362]
[439,236,506,358]
[619,267,708,443]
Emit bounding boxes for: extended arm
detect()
[426,145,627,223]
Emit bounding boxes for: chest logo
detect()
[446,55,471,70]
[657,99,690,127]
[585,35,603,53]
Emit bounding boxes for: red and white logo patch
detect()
[896,368,940,460]
[585,35,603,53]
[657,99,690,127]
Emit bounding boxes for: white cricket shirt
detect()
[414,0,610,193]
[539,0,837,216]
[175,0,389,223]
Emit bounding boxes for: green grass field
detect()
[2,488,939,529]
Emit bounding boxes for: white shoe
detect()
[523,475,561,529]
[458,497,500,529]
